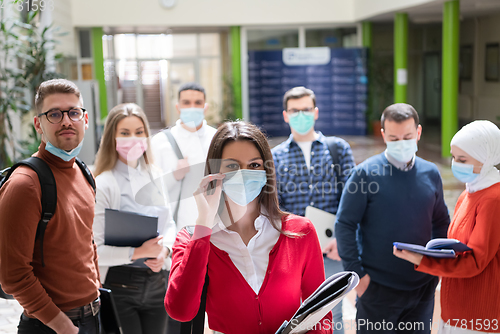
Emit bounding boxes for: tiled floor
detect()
[0,134,463,334]
[0,299,22,334]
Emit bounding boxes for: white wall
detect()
[50,0,77,56]
[354,0,439,21]
[71,0,355,27]
[459,14,500,123]
[69,0,445,28]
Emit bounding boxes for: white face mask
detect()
[385,139,418,163]
[221,170,267,206]
[180,108,204,128]
[45,140,84,161]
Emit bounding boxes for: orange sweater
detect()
[417,182,500,331]
[0,142,100,324]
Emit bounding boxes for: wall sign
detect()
[248,48,368,137]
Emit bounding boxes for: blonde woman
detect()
[93,103,176,334]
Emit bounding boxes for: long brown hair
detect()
[206,121,293,235]
[94,103,154,176]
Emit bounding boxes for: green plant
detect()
[368,51,394,122]
[0,2,63,168]
[205,75,236,126]
[220,75,236,122]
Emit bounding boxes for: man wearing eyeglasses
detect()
[0,79,100,334]
[271,86,355,334]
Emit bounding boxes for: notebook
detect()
[104,208,158,247]
[393,238,472,258]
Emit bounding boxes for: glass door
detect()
[164,60,197,126]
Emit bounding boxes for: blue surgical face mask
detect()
[451,160,480,183]
[45,139,84,162]
[288,111,315,135]
[222,169,267,206]
[386,139,418,163]
[180,108,204,128]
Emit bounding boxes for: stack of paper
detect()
[275,271,359,334]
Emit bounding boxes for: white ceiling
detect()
[368,0,500,23]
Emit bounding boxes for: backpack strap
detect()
[163,128,184,160]
[325,136,340,167]
[75,157,96,193]
[0,157,95,269]
[3,157,57,268]
[162,128,184,223]
[179,225,209,334]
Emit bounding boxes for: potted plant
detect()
[367,52,394,136]
[0,4,63,168]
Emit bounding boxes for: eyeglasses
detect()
[37,108,86,124]
[287,108,315,117]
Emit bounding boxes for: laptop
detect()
[104,209,158,247]
[304,206,336,250]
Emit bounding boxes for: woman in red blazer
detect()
[165,121,332,334]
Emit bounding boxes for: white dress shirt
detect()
[385,150,416,171]
[151,119,217,230]
[210,212,281,294]
[93,160,176,281]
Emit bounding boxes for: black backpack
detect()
[0,156,95,299]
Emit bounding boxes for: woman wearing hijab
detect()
[394,120,500,333]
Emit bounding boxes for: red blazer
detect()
[165,214,333,334]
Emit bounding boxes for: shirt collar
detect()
[175,119,208,138]
[384,150,416,171]
[114,159,142,181]
[212,209,271,235]
[286,131,324,148]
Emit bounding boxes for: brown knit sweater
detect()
[0,142,100,324]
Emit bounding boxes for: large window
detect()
[103,32,224,131]
[306,27,358,48]
[247,29,299,51]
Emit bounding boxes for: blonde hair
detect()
[94,103,154,177]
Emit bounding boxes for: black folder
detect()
[99,288,123,334]
[104,208,158,247]
[275,271,359,334]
